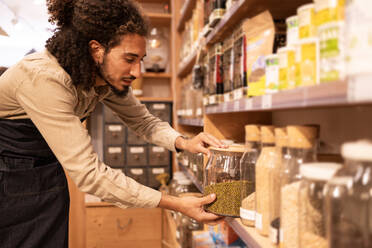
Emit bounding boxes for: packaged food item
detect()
[278,46,296,90]
[232,21,247,100]
[223,35,234,102]
[209,0,226,27]
[204,145,245,217]
[345,0,372,77]
[244,11,275,97]
[298,162,342,248]
[298,4,316,39]
[299,37,320,86]
[208,43,223,104]
[265,54,279,94]
[286,15,299,45]
[324,140,372,248]
[314,0,345,26]
[319,21,345,83]
[240,125,261,227]
[280,125,318,248]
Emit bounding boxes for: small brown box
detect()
[126,146,147,166]
[104,107,121,123]
[104,124,126,145]
[127,130,147,145]
[148,145,169,166]
[104,146,125,167]
[125,167,147,185]
[147,103,171,123]
[148,166,169,189]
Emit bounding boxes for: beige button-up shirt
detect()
[0,50,181,208]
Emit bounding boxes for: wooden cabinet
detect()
[86,207,162,248]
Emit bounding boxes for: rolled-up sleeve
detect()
[15,68,161,209]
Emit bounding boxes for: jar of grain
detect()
[298,162,342,248]
[240,125,261,227]
[324,140,372,248]
[203,145,245,217]
[255,125,276,236]
[280,125,318,248]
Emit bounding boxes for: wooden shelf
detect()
[205,79,372,114]
[178,162,270,247]
[177,0,196,32]
[85,202,115,208]
[143,72,172,79]
[146,12,172,26]
[177,49,197,78]
[178,118,204,127]
[138,96,173,102]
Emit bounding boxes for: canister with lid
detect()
[297,4,316,39]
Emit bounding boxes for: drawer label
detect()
[108,125,122,132]
[108,147,122,154]
[130,169,144,175]
[152,146,165,153]
[152,168,165,174]
[130,147,144,154]
[153,104,166,110]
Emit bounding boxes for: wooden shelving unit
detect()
[177,0,197,32]
[177,117,204,127]
[143,72,172,79]
[146,12,172,26]
[177,49,197,78]
[138,96,173,102]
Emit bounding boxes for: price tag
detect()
[152,146,165,153]
[196,108,202,116]
[108,147,122,154]
[177,110,182,116]
[130,169,143,175]
[234,89,243,100]
[186,109,193,116]
[130,147,144,154]
[108,125,122,132]
[270,226,279,244]
[262,94,272,109]
[255,213,263,230]
[233,100,240,111]
[224,93,231,102]
[203,96,209,106]
[240,208,255,221]
[222,102,228,112]
[152,168,165,174]
[245,98,253,110]
[209,95,216,105]
[153,104,166,110]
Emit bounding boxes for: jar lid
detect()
[341,140,372,162]
[327,176,353,186]
[300,162,342,181]
[287,125,318,149]
[178,178,192,185]
[209,145,245,153]
[245,125,260,142]
[261,126,275,144]
[275,127,288,148]
[221,139,235,145]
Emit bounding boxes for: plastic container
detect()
[314,0,345,26]
[240,125,261,227]
[255,126,276,236]
[298,162,342,248]
[299,37,320,86]
[297,4,316,39]
[324,140,372,248]
[286,15,299,45]
[204,145,245,217]
[265,54,279,94]
[280,125,318,248]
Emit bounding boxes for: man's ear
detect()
[89,40,105,65]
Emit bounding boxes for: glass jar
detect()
[298,162,342,248]
[280,125,318,248]
[143,27,168,72]
[269,127,289,245]
[169,171,187,196]
[324,140,372,248]
[204,145,245,217]
[175,178,199,196]
[255,126,276,236]
[195,153,204,185]
[240,125,261,227]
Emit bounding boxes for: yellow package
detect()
[299,38,320,86]
[314,0,345,26]
[298,4,316,39]
[278,46,296,90]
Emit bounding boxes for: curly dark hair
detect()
[45,0,148,91]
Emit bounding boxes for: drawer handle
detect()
[116,218,132,231]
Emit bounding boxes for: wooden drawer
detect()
[147,103,171,123]
[86,207,162,248]
[148,145,169,166]
[148,166,170,189]
[104,124,126,145]
[125,167,147,185]
[127,130,146,145]
[126,146,147,166]
[104,146,125,167]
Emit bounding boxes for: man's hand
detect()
[158,193,224,225]
[175,132,227,157]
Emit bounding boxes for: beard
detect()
[97,56,134,97]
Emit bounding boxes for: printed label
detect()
[186,109,193,116]
[108,125,122,132]
[224,93,231,102]
[152,168,165,174]
[152,146,165,153]
[255,212,263,230]
[262,94,272,109]
[153,104,166,110]
[233,89,243,100]
[196,108,202,116]
[270,226,279,244]
[245,98,253,110]
[209,95,216,105]
[240,207,255,221]
[233,100,240,111]
[130,147,144,154]
[131,169,143,175]
[108,147,122,154]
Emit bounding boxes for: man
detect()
[0,0,224,247]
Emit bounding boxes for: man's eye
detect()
[125,58,135,63]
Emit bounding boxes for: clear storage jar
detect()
[298,162,342,248]
[324,140,372,248]
[240,125,261,227]
[255,126,276,236]
[204,145,245,217]
[280,125,318,248]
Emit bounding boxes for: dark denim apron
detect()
[0,118,69,248]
